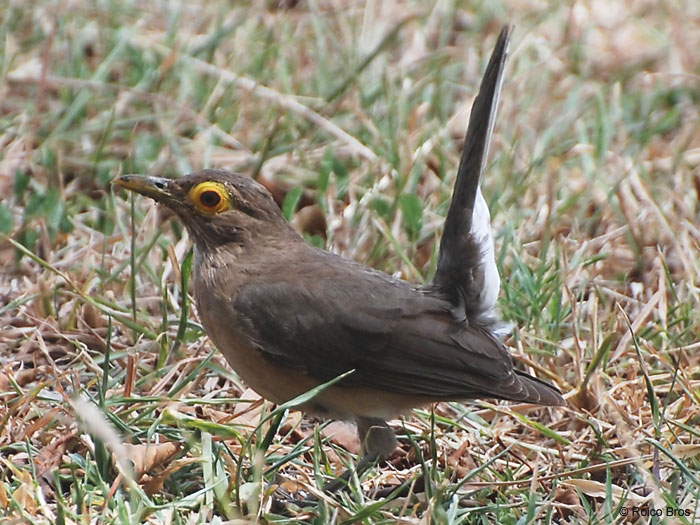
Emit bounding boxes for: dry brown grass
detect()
[1,1,698,522]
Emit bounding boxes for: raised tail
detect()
[432,26,511,329]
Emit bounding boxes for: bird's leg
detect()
[272,418,397,512]
[321,417,397,493]
[356,417,398,462]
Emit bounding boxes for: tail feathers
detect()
[433,26,511,318]
[510,370,566,406]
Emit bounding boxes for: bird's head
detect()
[113,169,290,249]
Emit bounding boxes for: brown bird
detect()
[114,25,564,488]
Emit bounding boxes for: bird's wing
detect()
[431,26,510,330]
[233,273,561,404]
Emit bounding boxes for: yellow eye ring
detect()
[188,182,231,214]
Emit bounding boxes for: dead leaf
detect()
[445,440,476,478]
[229,388,264,428]
[123,442,181,480]
[142,457,199,495]
[19,408,61,442]
[279,479,306,493]
[671,444,700,459]
[563,479,648,505]
[279,410,303,435]
[2,460,37,514]
[0,367,40,392]
[322,421,361,454]
[553,485,584,521]
[0,479,8,508]
[35,429,77,478]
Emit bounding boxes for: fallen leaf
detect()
[671,444,700,459]
[322,421,361,454]
[230,388,264,428]
[123,442,181,480]
[142,457,199,495]
[2,460,37,514]
[445,440,476,478]
[279,479,306,493]
[563,479,648,505]
[35,429,77,478]
[0,367,40,391]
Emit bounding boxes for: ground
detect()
[0,1,699,523]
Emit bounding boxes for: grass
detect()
[1,1,699,523]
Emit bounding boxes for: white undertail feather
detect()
[471,188,499,312]
[433,27,511,336]
[471,188,512,337]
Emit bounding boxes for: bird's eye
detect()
[188,182,231,214]
[199,190,221,208]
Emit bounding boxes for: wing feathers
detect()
[233,277,563,404]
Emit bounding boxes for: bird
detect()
[113,25,564,491]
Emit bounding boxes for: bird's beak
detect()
[112,175,175,203]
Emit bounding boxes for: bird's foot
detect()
[268,454,379,514]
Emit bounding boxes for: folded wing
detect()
[233,270,563,405]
